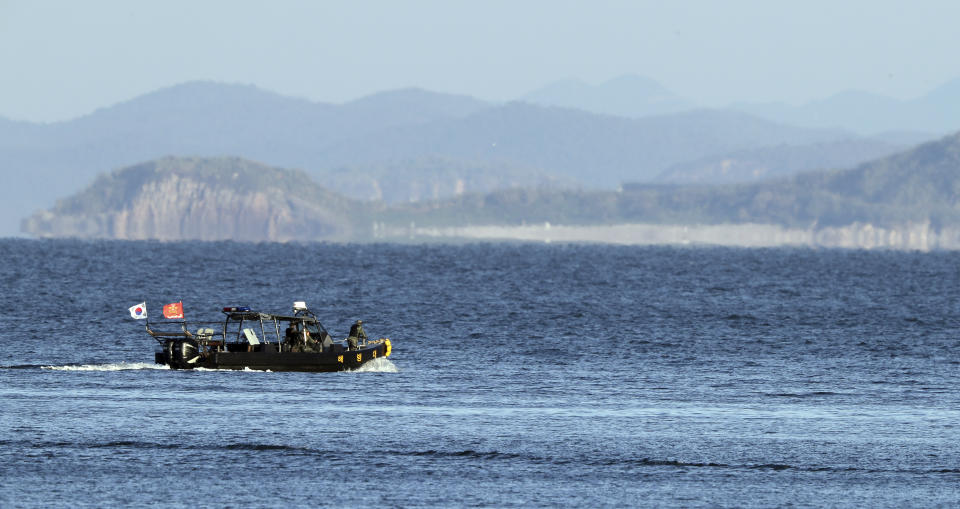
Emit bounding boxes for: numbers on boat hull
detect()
[337,353,367,364]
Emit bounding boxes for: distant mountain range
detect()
[730,78,960,135]
[311,103,847,186]
[654,138,906,184]
[521,74,695,117]
[375,130,960,246]
[525,74,960,136]
[2,80,883,237]
[23,132,960,250]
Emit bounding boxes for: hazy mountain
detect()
[655,137,908,184]
[521,73,960,137]
[340,88,492,128]
[378,130,960,232]
[0,82,490,236]
[23,132,960,246]
[314,104,848,187]
[731,77,960,135]
[792,130,960,225]
[2,81,850,236]
[0,82,489,157]
[868,130,939,147]
[315,155,577,203]
[21,157,366,241]
[0,115,25,135]
[522,74,695,117]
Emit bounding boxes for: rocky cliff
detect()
[21,157,365,241]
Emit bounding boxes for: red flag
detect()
[163,301,184,319]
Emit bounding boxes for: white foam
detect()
[40,359,397,373]
[351,357,399,373]
[42,362,170,371]
[188,366,273,373]
[193,366,273,372]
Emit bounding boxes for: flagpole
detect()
[178,300,189,336]
[143,302,156,338]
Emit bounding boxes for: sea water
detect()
[1,239,958,507]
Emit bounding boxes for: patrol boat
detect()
[146,302,392,371]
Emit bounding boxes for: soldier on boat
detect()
[136,301,392,371]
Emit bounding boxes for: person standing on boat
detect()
[303,329,320,353]
[347,320,366,350]
[284,322,302,352]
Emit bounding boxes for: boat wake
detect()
[351,357,399,373]
[25,359,398,373]
[41,362,170,371]
[193,366,274,373]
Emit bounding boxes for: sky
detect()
[2,0,960,122]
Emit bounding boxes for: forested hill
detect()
[378,131,960,231]
[21,157,369,241]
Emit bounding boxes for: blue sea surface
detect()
[1,239,959,507]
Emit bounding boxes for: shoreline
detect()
[382,221,957,251]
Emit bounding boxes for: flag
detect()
[129,302,147,320]
[163,301,184,319]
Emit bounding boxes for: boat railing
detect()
[145,319,224,344]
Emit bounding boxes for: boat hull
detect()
[156,340,391,372]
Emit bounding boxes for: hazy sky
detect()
[2,0,960,122]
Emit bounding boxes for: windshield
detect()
[285,320,326,335]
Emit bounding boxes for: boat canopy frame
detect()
[144,306,332,352]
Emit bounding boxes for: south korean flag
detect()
[128,302,147,320]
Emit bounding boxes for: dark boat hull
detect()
[156,340,391,372]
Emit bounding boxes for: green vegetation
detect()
[23,131,960,241]
[51,156,356,216]
[376,132,960,230]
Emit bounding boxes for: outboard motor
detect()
[162,339,177,366]
[163,339,201,369]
